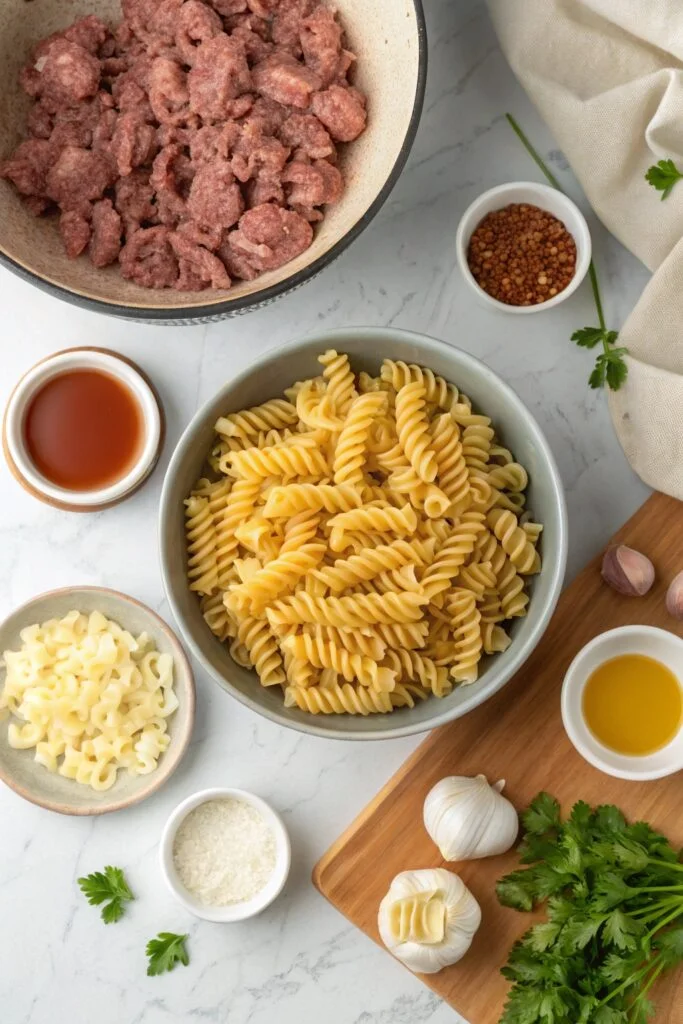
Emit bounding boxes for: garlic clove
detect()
[423,775,519,862]
[666,570,683,620]
[601,545,654,597]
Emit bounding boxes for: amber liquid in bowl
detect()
[23,369,144,492]
[582,653,683,756]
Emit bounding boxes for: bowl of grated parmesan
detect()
[160,787,291,922]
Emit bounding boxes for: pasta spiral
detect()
[227,442,329,480]
[487,509,538,574]
[395,381,438,483]
[229,543,326,613]
[448,589,482,684]
[429,414,470,510]
[380,360,460,412]
[268,591,428,629]
[283,634,396,690]
[263,483,363,517]
[216,399,297,441]
[333,391,387,486]
[328,503,418,551]
[319,349,357,415]
[421,512,487,600]
[313,539,432,592]
[237,616,285,687]
[382,649,449,697]
[185,495,218,595]
[284,683,392,715]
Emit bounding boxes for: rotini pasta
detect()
[184,352,543,716]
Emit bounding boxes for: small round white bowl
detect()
[3,348,162,510]
[561,626,683,781]
[160,787,291,923]
[455,181,592,314]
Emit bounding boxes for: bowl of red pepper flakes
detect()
[455,181,592,314]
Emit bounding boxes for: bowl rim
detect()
[159,786,292,922]
[0,585,196,814]
[159,326,569,740]
[561,624,683,781]
[0,1,428,323]
[454,181,593,315]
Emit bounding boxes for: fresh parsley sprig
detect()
[78,865,135,924]
[645,158,683,200]
[146,932,190,976]
[497,794,683,1024]
[506,113,628,392]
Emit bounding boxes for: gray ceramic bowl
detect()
[0,0,426,324]
[160,328,568,740]
[0,587,195,814]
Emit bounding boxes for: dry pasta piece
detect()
[355,565,422,595]
[215,399,298,441]
[461,423,495,473]
[229,543,327,613]
[457,560,497,598]
[185,495,219,595]
[312,538,433,593]
[267,591,428,629]
[227,441,329,480]
[487,462,529,494]
[328,503,418,551]
[319,349,357,415]
[200,591,234,641]
[429,414,471,511]
[282,634,396,690]
[421,512,486,600]
[374,620,429,650]
[279,509,321,554]
[333,391,387,486]
[263,483,363,517]
[380,359,460,412]
[302,624,387,660]
[236,616,285,687]
[215,479,261,588]
[391,682,434,708]
[395,381,438,483]
[448,589,482,685]
[482,622,511,655]
[486,508,538,574]
[296,378,345,431]
[381,650,449,697]
[284,683,392,715]
[496,557,529,619]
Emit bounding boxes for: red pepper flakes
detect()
[466,202,577,306]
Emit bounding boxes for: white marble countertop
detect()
[0,2,653,1023]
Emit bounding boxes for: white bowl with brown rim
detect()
[3,347,164,511]
[455,181,592,314]
[0,0,427,324]
[0,586,195,815]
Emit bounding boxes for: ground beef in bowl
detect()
[0,1,367,292]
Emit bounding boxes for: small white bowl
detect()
[160,787,291,922]
[455,181,592,314]
[561,626,683,781]
[3,348,163,510]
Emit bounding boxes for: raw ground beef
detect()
[0,2,367,292]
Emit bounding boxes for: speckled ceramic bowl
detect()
[0,587,195,815]
[159,327,568,740]
[0,0,426,324]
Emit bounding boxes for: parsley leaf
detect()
[522,792,560,835]
[146,932,190,976]
[77,866,134,925]
[572,326,604,350]
[645,158,683,200]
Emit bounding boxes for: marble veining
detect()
[0,1,651,1022]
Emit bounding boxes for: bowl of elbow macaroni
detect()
[0,586,195,814]
[159,327,568,740]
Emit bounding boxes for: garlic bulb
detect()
[378,868,481,974]
[423,775,518,861]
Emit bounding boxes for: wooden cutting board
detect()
[313,492,683,1023]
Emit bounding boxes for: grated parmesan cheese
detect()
[172,797,277,906]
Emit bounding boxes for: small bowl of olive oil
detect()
[562,626,683,780]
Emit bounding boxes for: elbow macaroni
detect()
[184,351,543,716]
[0,610,177,790]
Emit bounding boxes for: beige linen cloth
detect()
[487,0,683,498]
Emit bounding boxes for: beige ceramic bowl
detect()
[0,0,426,323]
[0,587,195,815]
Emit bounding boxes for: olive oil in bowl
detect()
[582,654,682,756]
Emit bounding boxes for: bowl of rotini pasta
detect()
[160,328,567,739]
[0,587,195,814]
